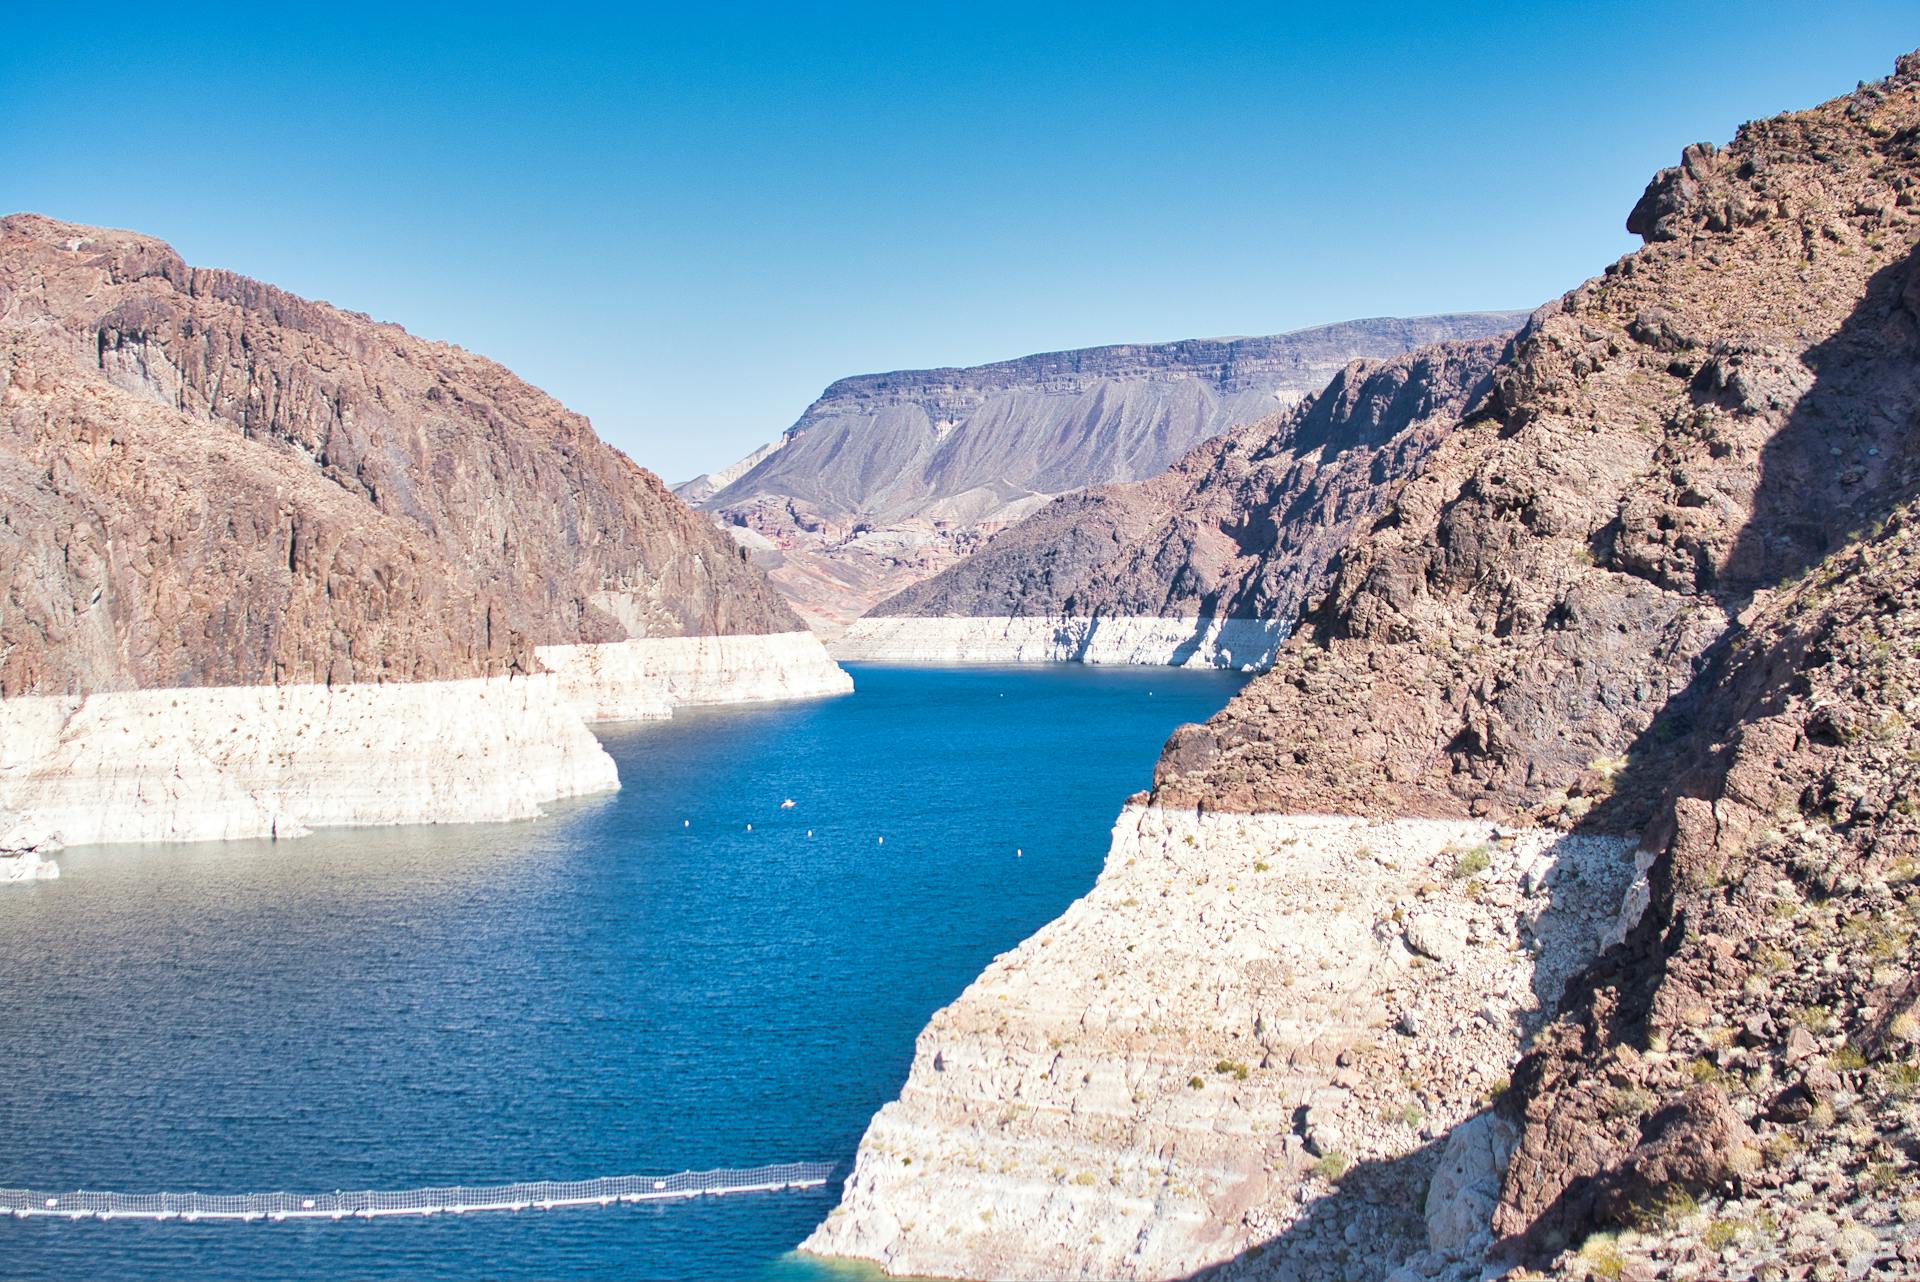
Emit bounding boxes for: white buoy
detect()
[877,836,884,845]
[1016,848,1023,857]
[746,823,752,831]
[807,830,813,838]
[684,819,690,827]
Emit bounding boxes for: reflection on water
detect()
[0,663,1245,1280]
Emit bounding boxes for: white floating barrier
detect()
[0,1163,835,1223]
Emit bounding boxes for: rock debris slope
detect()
[0,215,848,854]
[840,338,1507,667]
[808,50,1920,1282]
[681,314,1526,631]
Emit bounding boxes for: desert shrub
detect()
[1451,843,1493,879]
[1311,1151,1349,1183]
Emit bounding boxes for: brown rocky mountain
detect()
[677,313,1527,631]
[0,214,799,697]
[1144,49,1920,1276]
[869,336,1509,624]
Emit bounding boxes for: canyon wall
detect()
[810,51,1920,1281]
[0,629,848,855]
[0,675,619,848]
[0,212,801,699]
[0,216,849,858]
[536,631,854,722]
[0,631,850,854]
[805,805,1633,1281]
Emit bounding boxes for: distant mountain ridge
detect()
[864,335,1511,626]
[676,311,1529,630]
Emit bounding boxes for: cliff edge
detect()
[0,217,847,854]
[810,50,1920,1281]
[0,213,802,698]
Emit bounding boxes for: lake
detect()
[0,663,1245,1280]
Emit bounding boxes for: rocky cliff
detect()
[1151,67,1920,828]
[803,806,1635,1280]
[680,314,1526,631]
[0,216,848,857]
[840,337,1506,666]
[811,51,1920,1281]
[0,213,801,698]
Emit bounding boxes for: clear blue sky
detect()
[5,5,1913,481]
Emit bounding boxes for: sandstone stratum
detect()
[0,215,849,852]
[811,51,1920,1281]
[679,313,1525,632]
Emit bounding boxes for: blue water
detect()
[0,663,1244,1280]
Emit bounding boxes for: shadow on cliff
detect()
[1178,1137,1446,1282]
[1174,243,1920,1281]
[1167,824,1621,1282]
[1576,242,1920,866]
[1575,243,1920,837]
[1486,242,1920,1263]
[1165,616,1216,667]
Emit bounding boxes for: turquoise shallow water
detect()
[0,662,1245,1280]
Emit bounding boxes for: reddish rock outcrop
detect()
[1153,55,1920,828]
[1490,481,1920,1274]
[0,214,799,696]
[1140,48,1920,1276]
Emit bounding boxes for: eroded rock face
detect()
[1129,50,1920,1277]
[0,632,849,851]
[1153,54,1920,830]
[802,806,1630,1281]
[0,675,621,847]
[535,631,852,721]
[870,338,1508,629]
[682,315,1526,630]
[0,214,800,697]
[818,49,1920,1282]
[1492,490,1920,1276]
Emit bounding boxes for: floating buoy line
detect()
[0,1163,835,1224]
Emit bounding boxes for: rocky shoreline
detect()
[802,804,1635,1280]
[0,632,848,852]
[538,630,851,720]
[0,849,60,884]
[831,616,1286,670]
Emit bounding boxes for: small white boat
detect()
[780,798,796,809]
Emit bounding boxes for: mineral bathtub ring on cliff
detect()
[832,616,1287,670]
[0,634,849,850]
[803,804,1636,1281]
